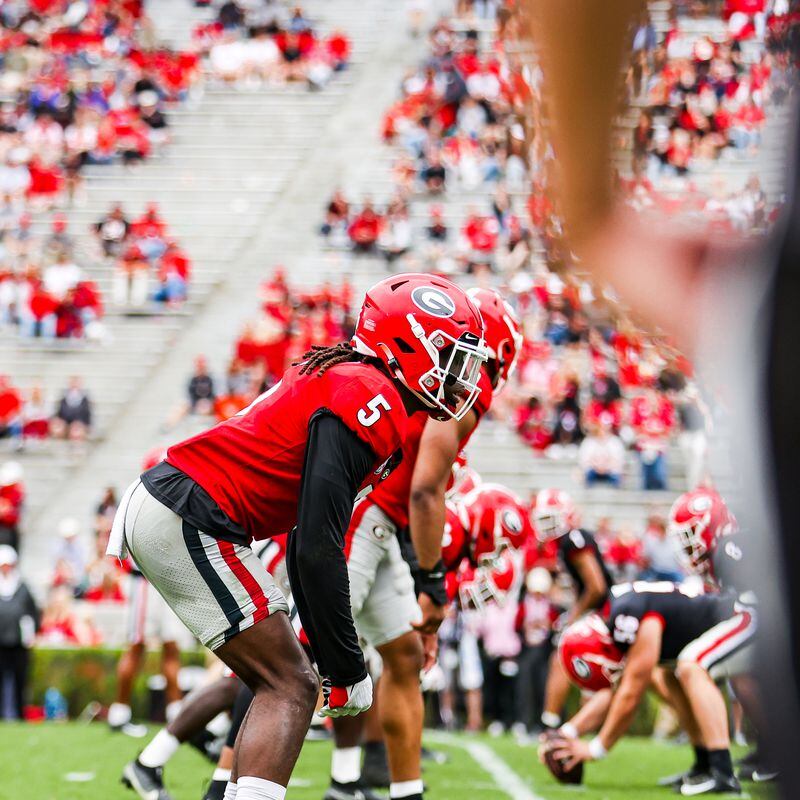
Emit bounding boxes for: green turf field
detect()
[0,722,775,800]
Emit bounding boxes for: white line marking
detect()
[426,732,545,800]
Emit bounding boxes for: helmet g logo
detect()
[572,657,591,680]
[501,509,523,534]
[411,286,456,318]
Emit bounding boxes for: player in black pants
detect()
[531,489,614,730]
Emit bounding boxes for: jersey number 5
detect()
[357,394,391,427]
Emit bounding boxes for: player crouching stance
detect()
[108,274,488,800]
[547,582,756,796]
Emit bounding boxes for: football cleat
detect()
[679,769,741,796]
[111,721,149,738]
[322,780,384,800]
[751,767,779,783]
[121,759,173,800]
[657,762,706,789]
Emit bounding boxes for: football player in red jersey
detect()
[323,288,521,800]
[108,274,487,800]
[441,482,533,609]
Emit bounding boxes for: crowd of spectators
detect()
[0,0,200,204]
[0,213,104,339]
[167,269,354,429]
[0,1,204,340]
[627,3,775,180]
[94,201,192,307]
[193,2,351,90]
[509,292,708,492]
[0,373,93,451]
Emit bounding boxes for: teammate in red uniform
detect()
[323,287,521,800]
[109,274,487,800]
[443,483,533,610]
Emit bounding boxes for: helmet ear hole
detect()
[393,337,416,354]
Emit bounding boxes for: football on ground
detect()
[0,723,774,800]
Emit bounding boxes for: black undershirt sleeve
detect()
[286,412,375,686]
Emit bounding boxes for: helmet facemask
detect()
[670,519,710,575]
[534,509,566,541]
[405,313,488,421]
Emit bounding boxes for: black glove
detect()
[414,559,448,606]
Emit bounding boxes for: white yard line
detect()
[426,732,546,800]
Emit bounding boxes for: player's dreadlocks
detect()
[296,342,372,377]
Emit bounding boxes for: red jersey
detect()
[367,369,494,528]
[165,361,408,541]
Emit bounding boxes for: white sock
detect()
[390,778,424,798]
[223,782,237,800]
[331,746,362,784]
[207,711,231,737]
[213,768,232,782]
[108,702,132,727]
[165,700,183,723]
[139,729,181,768]
[236,776,286,800]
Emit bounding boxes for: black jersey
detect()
[558,528,614,606]
[607,582,735,662]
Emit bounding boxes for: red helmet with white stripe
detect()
[458,483,533,565]
[531,488,576,541]
[466,287,523,392]
[668,487,736,577]
[352,274,488,421]
[441,500,469,571]
[559,615,625,692]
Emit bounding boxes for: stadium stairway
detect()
[11,0,450,590]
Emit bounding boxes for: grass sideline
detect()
[0,722,775,800]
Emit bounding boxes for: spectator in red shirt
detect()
[326,30,351,71]
[515,396,552,452]
[131,202,168,259]
[0,461,24,551]
[154,240,191,306]
[0,377,23,446]
[630,385,675,490]
[347,198,383,252]
[604,527,643,583]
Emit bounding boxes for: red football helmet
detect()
[531,488,576,541]
[466,287,523,391]
[352,274,488,421]
[458,483,533,565]
[441,500,469,571]
[447,449,482,499]
[668,487,736,577]
[559,615,625,692]
[459,548,520,610]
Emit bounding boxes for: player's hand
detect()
[320,675,373,718]
[420,632,439,671]
[537,728,562,763]
[552,738,593,771]
[412,592,447,635]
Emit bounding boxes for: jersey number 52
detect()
[357,394,391,427]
